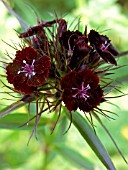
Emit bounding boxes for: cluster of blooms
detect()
[4,18,119,129]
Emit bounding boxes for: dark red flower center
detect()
[17,59,36,78]
[72,82,90,100]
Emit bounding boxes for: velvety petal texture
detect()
[61,69,104,112]
[6,47,50,94]
[88,30,118,65]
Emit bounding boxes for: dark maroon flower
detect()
[59,29,90,69]
[69,36,91,69]
[88,30,118,65]
[19,25,43,38]
[6,47,50,94]
[59,30,83,50]
[20,26,48,52]
[61,69,104,112]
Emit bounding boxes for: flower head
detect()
[1,17,122,139]
[61,69,104,112]
[88,30,119,65]
[6,47,50,94]
[4,19,119,114]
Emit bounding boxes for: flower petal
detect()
[34,55,50,74]
[97,50,117,65]
[62,88,78,111]
[61,71,78,89]
[27,74,46,86]
[15,47,38,63]
[6,61,21,83]
[13,76,36,94]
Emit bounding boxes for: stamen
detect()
[17,59,36,78]
[101,40,110,51]
[72,82,90,100]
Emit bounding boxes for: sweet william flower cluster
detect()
[4,18,119,129]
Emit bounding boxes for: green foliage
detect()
[66,111,116,170]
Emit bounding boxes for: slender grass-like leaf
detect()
[93,112,127,164]
[2,0,28,31]
[66,110,116,170]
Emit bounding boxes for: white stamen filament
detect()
[101,40,110,51]
[72,83,90,100]
[17,59,36,78]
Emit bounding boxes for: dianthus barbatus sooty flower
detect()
[1,16,122,140]
[88,30,119,65]
[6,46,50,94]
[61,69,104,112]
[3,17,120,123]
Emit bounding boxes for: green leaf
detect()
[66,110,116,170]
[0,114,49,130]
[2,0,28,31]
[93,112,128,164]
[54,144,94,170]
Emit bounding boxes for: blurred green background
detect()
[0,0,128,169]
